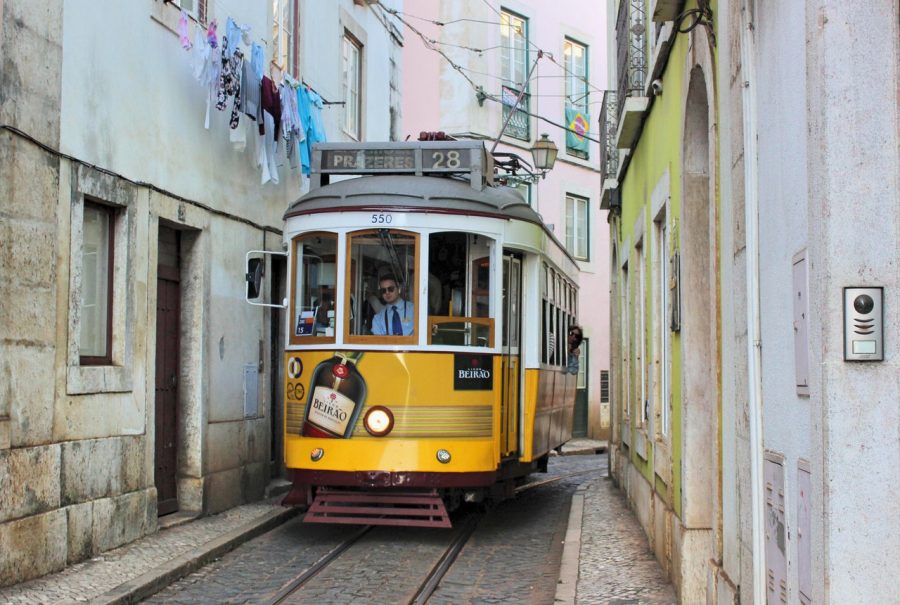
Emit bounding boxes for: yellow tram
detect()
[254,141,579,527]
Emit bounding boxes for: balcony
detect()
[599,91,620,211]
[501,86,530,141]
[615,0,650,151]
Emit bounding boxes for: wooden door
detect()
[155,228,180,516]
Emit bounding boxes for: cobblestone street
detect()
[0,450,676,605]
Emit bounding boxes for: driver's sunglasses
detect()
[379,286,397,294]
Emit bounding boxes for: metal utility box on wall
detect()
[843,287,884,361]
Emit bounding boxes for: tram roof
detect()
[284,174,544,225]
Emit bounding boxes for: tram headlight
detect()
[310,448,324,462]
[364,406,394,437]
[436,449,452,464]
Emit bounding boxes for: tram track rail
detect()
[260,512,483,605]
[259,469,600,605]
[262,525,372,605]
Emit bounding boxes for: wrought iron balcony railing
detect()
[615,0,647,125]
[501,86,530,141]
[599,91,618,182]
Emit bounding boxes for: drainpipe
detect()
[739,2,766,602]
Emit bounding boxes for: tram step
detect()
[303,488,452,528]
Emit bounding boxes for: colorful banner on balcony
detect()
[501,86,521,108]
[565,106,590,153]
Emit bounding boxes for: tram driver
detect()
[370,274,415,336]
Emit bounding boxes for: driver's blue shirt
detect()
[371,299,415,336]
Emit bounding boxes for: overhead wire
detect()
[478,0,608,97]
[376,0,602,145]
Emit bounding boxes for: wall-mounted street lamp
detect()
[530,133,558,177]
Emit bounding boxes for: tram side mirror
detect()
[245,250,288,308]
[246,258,264,300]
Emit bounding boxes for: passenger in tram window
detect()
[567,325,584,374]
[370,275,415,336]
[313,291,334,335]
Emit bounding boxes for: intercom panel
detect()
[843,287,883,361]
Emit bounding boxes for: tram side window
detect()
[292,233,338,342]
[427,232,495,347]
[347,230,417,338]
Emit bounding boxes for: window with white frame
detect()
[565,194,589,260]
[654,213,670,437]
[272,0,297,78]
[80,201,115,365]
[342,34,362,139]
[500,9,529,140]
[171,0,205,23]
[564,38,589,158]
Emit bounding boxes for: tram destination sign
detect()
[319,145,477,175]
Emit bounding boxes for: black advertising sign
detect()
[453,354,493,391]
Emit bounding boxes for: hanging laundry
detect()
[239,23,253,46]
[224,18,242,60]
[178,10,192,50]
[258,75,282,184]
[217,35,242,111]
[297,86,312,174]
[258,76,282,135]
[297,86,327,175]
[280,80,303,170]
[204,44,222,129]
[240,58,260,121]
[228,48,245,129]
[191,28,209,81]
[307,90,327,143]
[207,19,218,48]
[251,43,266,82]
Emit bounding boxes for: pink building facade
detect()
[401,0,610,438]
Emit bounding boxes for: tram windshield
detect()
[427,232,494,347]
[347,229,418,339]
[288,229,496,348]
[291,233,338,343]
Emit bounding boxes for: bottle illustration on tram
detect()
[302,351,366,438]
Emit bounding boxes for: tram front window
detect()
[427,232,494,347]
[291,233,338,342]
[347,230,417,339]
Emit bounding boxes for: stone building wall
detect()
[1,0,404,586]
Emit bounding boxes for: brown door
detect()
[155,227,180,516]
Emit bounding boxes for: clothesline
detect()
[300,80,345,107]
[177,9,329,186]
